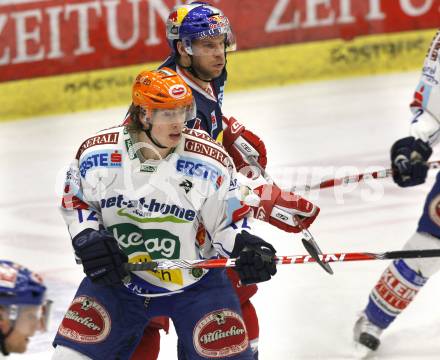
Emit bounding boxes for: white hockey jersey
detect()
[410,29,440,145]
[61,125,252,296]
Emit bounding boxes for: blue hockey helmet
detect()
[166,2,236,55]
[0,260,46,306]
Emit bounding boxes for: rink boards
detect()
[0,27,437,122]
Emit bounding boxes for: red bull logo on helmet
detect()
[209,15,228,30]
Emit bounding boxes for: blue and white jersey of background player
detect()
[408,30,440,237]
[160,57,226,143]
[410,30,440,146]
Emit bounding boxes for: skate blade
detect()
[351,341,378,359]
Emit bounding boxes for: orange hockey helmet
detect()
[132,67,194,114]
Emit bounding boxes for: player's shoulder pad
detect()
[180,128,233,170]
[75,125,124,160]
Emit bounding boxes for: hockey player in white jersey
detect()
[132,3,321,359]
[354,30,440,351]
[0,260,50,357]
[52,68,277,359]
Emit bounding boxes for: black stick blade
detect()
[301,238,334,275]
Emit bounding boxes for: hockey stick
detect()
[241,153,334,275]
[124,247,440,271]
[294,160,440,192]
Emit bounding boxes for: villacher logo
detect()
[58,296,111,344]
[193,309,248,358]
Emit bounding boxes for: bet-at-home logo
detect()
[109,223,180,259]
[101,195,195,224]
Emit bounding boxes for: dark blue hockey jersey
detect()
[159,56,226,143]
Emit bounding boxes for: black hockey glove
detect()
[72,228,129,286]
[231,230,277,285]
[390,136,432,187]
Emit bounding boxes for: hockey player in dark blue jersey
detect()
[131,2,321,360]
[160,2,232,143]
[159,2,268,180]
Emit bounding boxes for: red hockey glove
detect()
[251,184,319,233]
[222,116,267,178]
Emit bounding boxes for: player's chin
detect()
[15,340,29,353]
[210,65,224,77]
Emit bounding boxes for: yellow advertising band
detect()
[0,28,435,122]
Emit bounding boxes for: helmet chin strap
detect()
[183,63,213,82]
[144,123,167,149]
[0,328,13,356]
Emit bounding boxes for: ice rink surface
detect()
[1,71,440,359]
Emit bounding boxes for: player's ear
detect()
[176,41,185,56]
[0,307,8,330]
[176,41,191,67]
